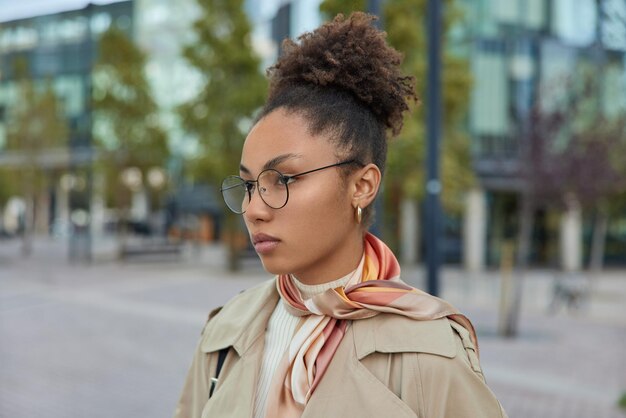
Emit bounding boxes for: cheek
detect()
[286,181,351,231]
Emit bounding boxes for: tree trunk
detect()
[115,165,129,260]
[21,170,35,258]
[35,187,50,235]
[501,192,534,338]
[21,195,34,257]
[589,208,608,272]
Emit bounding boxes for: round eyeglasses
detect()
[220,160,360,214]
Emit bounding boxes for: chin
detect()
[258,255,293,276]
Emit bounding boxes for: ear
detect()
[351,163,381,209]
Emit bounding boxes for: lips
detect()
[251,233,281,255]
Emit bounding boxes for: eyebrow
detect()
[240,153,303,175]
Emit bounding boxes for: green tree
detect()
[93,27,169,233]
[5,57,69,255]
[0,168,18,234]
[0,168,16,205]
[320,0,475,253]
[178,0,267,270]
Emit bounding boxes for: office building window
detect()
[471,50,509,136]
[552,0,597,46]
[492,0,547,29]
[55,75,84,117]
[539,40,576,112]
[34,50,61,76]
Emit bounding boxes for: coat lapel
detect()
[200,279,279,418]
[302,322,418,418]
[200,340,265,418]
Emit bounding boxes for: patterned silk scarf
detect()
[263,232,477,418]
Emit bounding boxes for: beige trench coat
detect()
[174,279,508,418]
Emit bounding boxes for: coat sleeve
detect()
[173,308,222,418]
[414,322,508,418]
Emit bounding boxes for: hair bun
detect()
[267,12,416,136]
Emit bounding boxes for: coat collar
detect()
[201,278,279,356]
[200,276,457,360]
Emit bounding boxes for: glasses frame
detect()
[220,159,361,214]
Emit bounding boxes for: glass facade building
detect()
[0,1,134,151]
[0,1,134,258]
[1,0,624,265]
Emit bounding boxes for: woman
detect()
[175,12,507,418]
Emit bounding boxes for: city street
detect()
[1,238,625,418]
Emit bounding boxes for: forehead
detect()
[241,109,337,172]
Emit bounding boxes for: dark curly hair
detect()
[256,12,417,226]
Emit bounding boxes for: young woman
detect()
[175,12,507,418]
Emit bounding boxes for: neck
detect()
[291,229,365,285]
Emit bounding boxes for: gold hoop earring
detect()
[355,205,363,224]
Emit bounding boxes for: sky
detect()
[0,0,124,22]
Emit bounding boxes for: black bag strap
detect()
[209,348,229,398]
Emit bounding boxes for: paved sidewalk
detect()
[1,237,625,418]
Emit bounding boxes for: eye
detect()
[278,175,296,186]
[244,181,255,193]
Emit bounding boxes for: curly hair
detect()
[256,12,417,226]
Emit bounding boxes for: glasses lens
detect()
[221,176,247,213]
[257,169,288,209]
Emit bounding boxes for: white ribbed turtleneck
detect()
[252,259,363,418]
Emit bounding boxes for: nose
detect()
[243,185,272,223]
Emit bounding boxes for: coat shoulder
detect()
[351,315,506,417]
[353,314,460,359]
[353,313,484,376]
[207,278,276,324]
[200,278,277,353]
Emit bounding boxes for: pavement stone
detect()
[1,237,625,418]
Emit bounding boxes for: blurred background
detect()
[0,0,625,417]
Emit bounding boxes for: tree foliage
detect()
[5,57,69,166]
[178,0,267,269]
[93,26,169,208]
[527,111,626,212]
[0,168,17,208]
[178,0,267,184]
[4,56,69,251]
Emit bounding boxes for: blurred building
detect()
[247,0,626,269]
[0,1,133,149]
[0,1,134,258]
[460,0,626,268]
[1,0,624,267]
